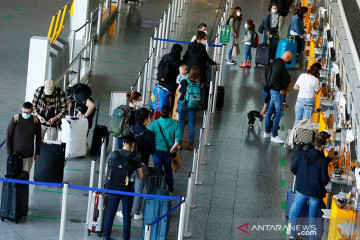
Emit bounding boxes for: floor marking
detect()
[281,201,286,210]
[64,168,84,172]
[4,16,12,19]
[281,125,285,131]
[282,228,287,236]
[103,60,125,65]
[112,73,137,78]
[281,179,286,188]
[89,129,94,132]
[28,215,58,220]
[114,224,142,230]
[37,189,72,195]
[15,8,22,11]
[281,143,285,148]
[280,159,285,167]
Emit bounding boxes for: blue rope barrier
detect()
[68,184,182,201]
[92,8,99,19]
[150,198,185,226]
[0,178,63,188]
[153,38,223,48]
[0,140,5,149]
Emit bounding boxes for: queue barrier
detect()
[153,37,223,48]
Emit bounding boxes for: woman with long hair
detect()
[225,7,242,65]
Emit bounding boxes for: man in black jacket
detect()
[288,135,329,240]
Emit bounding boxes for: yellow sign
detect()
[47,2,71,44]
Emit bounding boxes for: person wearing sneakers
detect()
[288,134,329,240]
[263,51,293,143]
[225,7,242,65]
[117,108,155,220]
[149,105,182,194]
[239,19,256,68]
[289,7,308,68]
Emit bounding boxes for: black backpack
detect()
[157,58,171,81]
[128,126,149,158]
[226,17,231,25]
[72,83,92,97]
[261,59,281,88]
[105,151,134,191]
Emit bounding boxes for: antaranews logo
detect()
[238,223,316,237]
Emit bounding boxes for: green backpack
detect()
[185,80,201,109]
[110,105,132,138]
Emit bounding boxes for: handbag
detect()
[232,39,240,57]
[157,122,182,172]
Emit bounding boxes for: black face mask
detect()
[286,60,292,65]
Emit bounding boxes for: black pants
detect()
[292,35,302,61]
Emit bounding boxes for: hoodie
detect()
[157,53,183,92]
[183,41,216,83]
[148,117,183,151]
[291,147,330,199]
[129,124,156,166]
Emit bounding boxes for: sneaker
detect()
[134,211,143,220]
[226,59,236,65]
[271,136,285,144]
[116,210,123,218]
[263,132,271,138]
[239,61,247,67]
[246,61,251,68]
[169,187,175,195]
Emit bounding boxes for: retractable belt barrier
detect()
[0,140,5,149]
[154,37,223,47]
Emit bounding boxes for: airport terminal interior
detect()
[0,0,360,239]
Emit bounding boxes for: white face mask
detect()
[244,24,248,29]
[204,30,207,34]
[272,9,277,14]
[236,12,241,17]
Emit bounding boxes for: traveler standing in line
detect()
[149,105,182,193]
[103,134,143,240]
[190,23,208,45]
[225,7,242,65]
[177,66,201,150]
[293,62,321,127]
[239,19,256,68]
[268,0,291,31]
[6,102,42,173]
[32,79,66,140]
[288,135,329,240]
[116,107,155,220]
[263,51,293,143]
[116,92,142,150]
[66,84,96,130]
[259,3,280,60]
[319,131,335,164]
[289,7,308,67]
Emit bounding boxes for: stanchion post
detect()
[165,4,171,47]
[76,58,81,83]
[98,138,106,188]
[156,19,163,62]
[70,30,76,62]
[144,224,151,240]
[195,129,203,185]
[112,136,117,151]
[176,0,181,17]
[203,81,214,148]
[177,197,186,240]
[171,0,176,31]
[191,149,197,209]
[88,12,93,43]
[146,47,155,106]
[89,40,94,71]
[212,67,220,114]
[136,71,142,93]
[86,160,96,224]
[59,183,69,240]
[142,61,148,105]
[96,3,103,40]
[117,0,121,12]
[161,11,167,50]
[183,173,193,238]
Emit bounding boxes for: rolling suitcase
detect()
[90,100,109,156]
[275,37,297,68]
[255,44,271,66]
[34,140,66,183]
[61,117,88,158]
[147,167,166,190]
[87,192,108,237]
[143,189,171,240]
[216,86,225,111]
[0,171,29,223]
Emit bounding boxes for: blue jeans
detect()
[289,192,321,240]
[263,30,278,59]
[117,138,123,150]
[265,90,284,137]
[132,165,148,214]
[152,150,174,191]
[226,33,236,60]
[177,100,196,143]
[244,44,252,61]
[293,98,315,127]
[104,194,134,240]
[262,88,270,112]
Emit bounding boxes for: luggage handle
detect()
[289,36,296,43]
[292,176,296,193]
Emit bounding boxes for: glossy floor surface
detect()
[0,0,317,239]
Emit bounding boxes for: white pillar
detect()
[71,0,90,40]
[59,183,69,240]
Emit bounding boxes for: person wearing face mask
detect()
[225,7,242,65]
[288,135,329,240]
[319,131,335,164]
[32,79,66,141]
[263,51,293,144]
[268,0,291,31]
[6,102,42,173]
[289,7,308,68]
[259,3,280,60]
[239,19,256,67]
[190,23,208,46]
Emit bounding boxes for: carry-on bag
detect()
[1,171,29,223]
[6,153,23,178]
[150,84,171,112]
[34,140,66,183]
[275,37,297,68]
[216,86,225,111]
[90,100,109,156]
[172,89,181,121]
[61,117,88,158]
[87,192,108,237]
[255,43,271,66]
[143,189,171,240]
[147,167,166,190]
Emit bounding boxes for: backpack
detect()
[251,31,259,48]
[185,80,201,109]
[261,58,281,88]
[105,151,134,191]
[157,58,171,81]
[110,105,132,138]
[150,84,171,112]
[226,17,231,25]
[72,83,92,97]
[128,126,149,158]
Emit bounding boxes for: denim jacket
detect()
[289,15,304,36]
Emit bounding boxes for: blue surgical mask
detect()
[22,113,31,119]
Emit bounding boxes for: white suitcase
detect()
[61,117,88,158]
[87,192,108,236]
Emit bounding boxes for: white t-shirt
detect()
[295,73,320,98]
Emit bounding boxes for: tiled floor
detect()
[0,0,307,239]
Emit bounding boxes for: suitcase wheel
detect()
[1,218,4,222]
[98,232,102,237]
[87,229,91,236]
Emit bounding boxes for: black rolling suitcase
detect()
[90,100,109,156]
[147,167,166,190]
[34,140,66,183]
[255,44,271,66]
[216,86,225,111]
[1,171,29,223]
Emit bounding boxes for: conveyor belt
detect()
[341,0,360,58]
